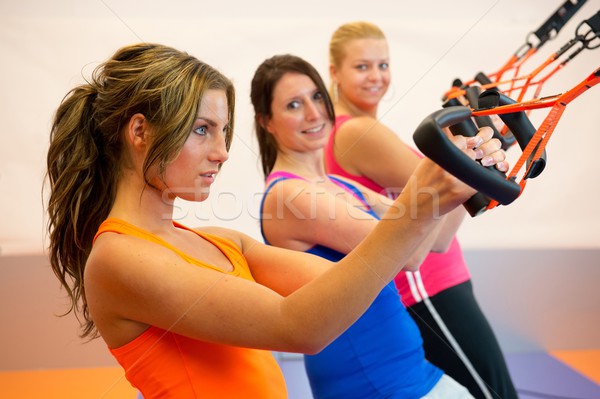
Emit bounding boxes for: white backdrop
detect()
[1,0,599,255]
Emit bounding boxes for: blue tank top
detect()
[260,172,443,398]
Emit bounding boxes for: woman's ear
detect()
[127,113,149,148]
[256,114,272,134]
[329,64,338,82]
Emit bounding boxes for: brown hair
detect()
[46,43,235,338]
[250,54,335,178]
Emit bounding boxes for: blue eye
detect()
[355,64,367,71]
[380,63,389,70]
[194,125,208,135]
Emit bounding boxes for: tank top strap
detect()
[260,171,307,244]
[93,218,250,278]
[327,175,379,220]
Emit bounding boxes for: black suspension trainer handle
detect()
[478,90,547,179]
[440,98,495,216]
[474,72,494,86]
[464,86,516,150]
[413,106,522,214]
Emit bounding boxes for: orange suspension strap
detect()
[443,10,599,150]
[443,9,599,104]
[443,0,589,100]
[414,67,600,216]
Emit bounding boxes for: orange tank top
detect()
[94,218,288,399]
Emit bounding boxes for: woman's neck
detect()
[272,149,328,181]
[108,169,177,233]
[335,97,377,119]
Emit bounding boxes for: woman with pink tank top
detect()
[325,21,518,399]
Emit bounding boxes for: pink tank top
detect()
[325,115,470,306]
[325,115,387,195]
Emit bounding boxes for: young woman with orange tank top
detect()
[46,43,484,398]
[325,21,518,399]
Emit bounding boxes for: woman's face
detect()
[334,38,391,110]
[160,89,230,202]
[266,72,332,153]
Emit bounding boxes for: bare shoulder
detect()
[195,225,245,248]
[329,174,393,208]
[84,228,276,348]
[337,115,395,141]
[85,231,178,286]
[83,231,188,344]
[86,232,144,274]
[261,175,322,208]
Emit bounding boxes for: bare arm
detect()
[85,138,479,356]
[347,183,462,269]
[261,177,381,255]
[332,116,458,257]
[332,116,419,196]
[332,119,505,253]
[430,207,466,253]
[250,154,472,352]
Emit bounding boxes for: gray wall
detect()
[1,248,599,370]
[466,249,600,352]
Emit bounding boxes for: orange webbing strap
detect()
[493,53,523,83]
[478,67,600,210]
[443,47,546,102]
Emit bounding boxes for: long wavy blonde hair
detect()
[46,43,235,338]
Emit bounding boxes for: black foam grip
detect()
[441,99,496,215]
[478,90,547,178]
[465,86,511,150]
[474,72,494,86]
[413,106,522,207]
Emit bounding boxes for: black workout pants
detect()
[408,280,518,399]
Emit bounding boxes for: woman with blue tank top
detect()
[249,54,505,398]
[261,171,441,397]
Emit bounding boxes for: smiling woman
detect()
[44,43,483,398]
[326,21,518,398]
[1,3,599,399]
[250,53,508,399]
